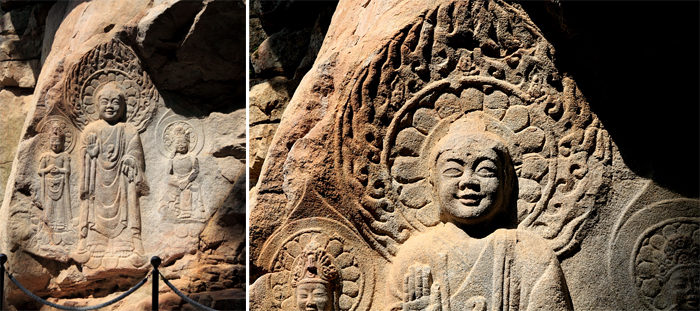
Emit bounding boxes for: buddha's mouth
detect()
[457,193,483,206]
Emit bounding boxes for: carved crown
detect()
[291,240,340,287]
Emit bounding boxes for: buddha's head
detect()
[49,123,65,154]
[164,124,193,157]
[172,125,191,155]
[95,82,126,124]
[429,113,517,230]
[292,241,339,311]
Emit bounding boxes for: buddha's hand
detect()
[86,133,99,157]
[122,157,137,182]
[402,265,442,311]
[179,180,189,190]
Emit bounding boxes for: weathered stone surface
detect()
[249,77,294,125]
[251,28,312,78]
[0,58,38,87]
[136,0,246,112]
[0,1,245,310]
[250,1,698,310]
[248,3,337,187]
[0,88,32,207]
[248,76,293,177]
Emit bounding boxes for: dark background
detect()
[520,1,700,198]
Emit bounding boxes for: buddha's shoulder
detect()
[397,224,462,252]
[83,119,107,132]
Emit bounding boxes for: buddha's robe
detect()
[38,152,71,232]
[386,222,573,311]
[159,155,204,220]
[79,120,147,258]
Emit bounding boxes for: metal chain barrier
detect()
[157,271,217,311]
[0,255,221,311]
[5,270,148,311]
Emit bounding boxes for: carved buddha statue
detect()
[37,124,72,235]
[73,81,148,269]
[159,124,204,220]
[386,112,573,311]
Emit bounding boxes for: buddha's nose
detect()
[306,297,317,307]
[459,172,479,190]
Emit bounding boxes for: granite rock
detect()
[0,1,245,310]
[250,1,699,310]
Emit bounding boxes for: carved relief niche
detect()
[3,38,161,278]
[4,33,246,304]
[4,40,160,275]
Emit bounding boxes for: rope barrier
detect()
[5,270,148,311]
[0,255,222,311]
[157,271,217,311]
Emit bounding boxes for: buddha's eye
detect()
[442,164,463,177]
[475,160,497,177]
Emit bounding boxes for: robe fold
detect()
[79,120,147,256]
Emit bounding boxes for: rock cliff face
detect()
[249,1,698,311]
[0,2,52,209]
[248,0,337,187]
[0,1,246,310]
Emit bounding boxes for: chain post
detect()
[0,254,6,311]
[151,256,161,311]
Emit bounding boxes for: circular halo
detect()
[632,219,699,310]
[36,114,77,153]
[79,69,136,123]
[154,111,205,157]
[609,198,700,311]
[64,39,159,132]
[259,217,375,311]
[163,121,198,156]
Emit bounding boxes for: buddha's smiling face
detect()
[97,85,125,123]
[174,135,189,154]
[432,130,511,227]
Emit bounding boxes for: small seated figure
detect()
[289,241,340,311]
[37,124,72,239]
[159,124,204,221]
[386,112,572,311]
